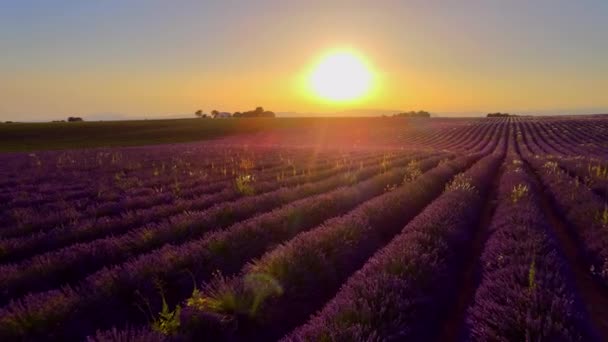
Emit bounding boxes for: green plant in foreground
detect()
[244,273,284,316]
[151,283,181,335]
[152,296,181,335]
[187,272,283,318]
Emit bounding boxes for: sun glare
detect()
[309,51,373,102]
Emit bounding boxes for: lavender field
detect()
[1,116,608,341]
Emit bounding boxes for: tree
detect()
[486,112,517,117]
[67,117,84,122]
[231,107,275,118]
[393,111,430,118]
[211,110,219,118]
[195,110,203,118]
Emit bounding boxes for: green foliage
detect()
[152,298,181,335]
[244,273,284,315]
[187,272,283,319]
[511,184,529,203]
[403,160,422,183]
[589,164,608,179]
[187,272,241,314]
[235,174,255,196]
[239,158,255,171]
[445,174,476,193]
[150,281,181,335]
[543,161,559,174]
[600,204,608,227]
[528,257,536,291]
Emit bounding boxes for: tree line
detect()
[195,107,275,119]
[392,110,431,118]
[486,112,518,118]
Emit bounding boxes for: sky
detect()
[1,0,607,121]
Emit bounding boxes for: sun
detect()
[309,51,373,102]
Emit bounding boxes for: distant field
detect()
[0,117,473,152]
[0,118,295,152]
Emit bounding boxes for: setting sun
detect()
[309,51,373,102]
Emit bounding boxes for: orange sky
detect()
[1,1,607,121]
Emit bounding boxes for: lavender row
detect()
[0,145,332,190]
[2,170,234,236]
[553,156,608,199]
[0,146,368,232]
[0,149,365,238]
[524,155,608,287]
[465,158,597,341]
[0,152,428,303]
[282,152,501,341]
[0,146,289,213]
[0,151,395,264]
[539,120,608,157]
[519,118,608,158]
[0,178,228,241]
[166,154,483,341]
[0,154,442,341]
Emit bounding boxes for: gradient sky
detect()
[1,0,607,121]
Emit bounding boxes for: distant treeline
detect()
[234,107,275,118]
[195,107,275,119]
[50,117,84,122]
[393,111,431,118]
[486,112,518,118]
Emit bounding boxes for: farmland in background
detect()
[1,115,608,341]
